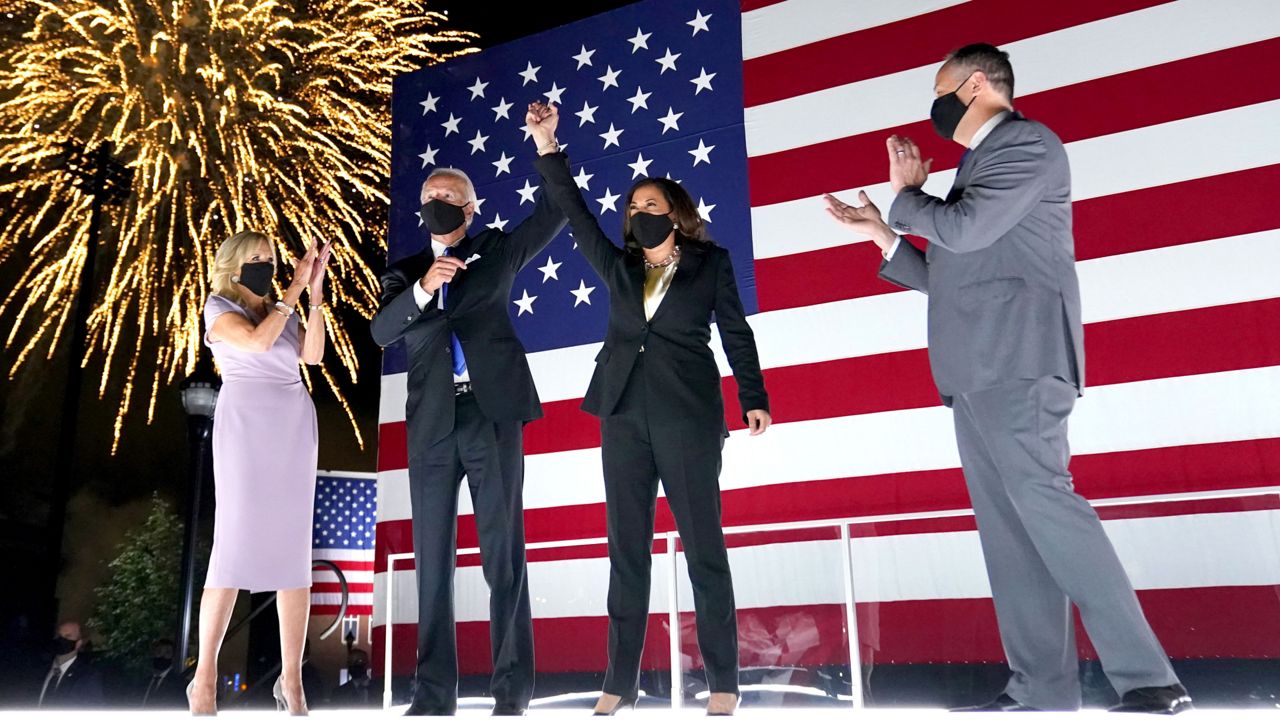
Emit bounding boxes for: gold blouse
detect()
[643,260,678,321]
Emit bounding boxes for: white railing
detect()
[382,485,1280,710]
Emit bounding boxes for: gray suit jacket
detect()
[881,113,1085,406]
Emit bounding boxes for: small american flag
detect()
[312,472,377,615]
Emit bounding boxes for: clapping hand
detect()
[308,241,332,298]
[888,135,931,194]
[823,191,896,253]
[288,243,320,295]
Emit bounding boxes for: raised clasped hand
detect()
[526,100,559,147]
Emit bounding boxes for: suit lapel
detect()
[956,111,1020,190]
[647,243,703,325]
[622,254,647,313]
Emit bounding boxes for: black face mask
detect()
[930,73,977,140]
[419,200,468,235]
[152,656,171,672]
[349,663,368,680]
[52,637,77,656]
[235,261,275,297]
[629,211,676,249]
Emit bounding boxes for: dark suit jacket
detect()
[534,153,768,435]
[141,668,188,708]
[329,677,378,707]
[881,112,1084,405]
[371,156,569,449]
[40,655,104,708]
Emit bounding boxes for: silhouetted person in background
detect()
[37,621,102,709]
[329,649,378,708]
[140,638,186,708]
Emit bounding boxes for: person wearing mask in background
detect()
[141,638,186,708]
[329,649,378,708]
[38,621,102,709]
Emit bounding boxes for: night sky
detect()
[0,1,634,683]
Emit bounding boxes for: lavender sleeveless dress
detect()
[203,294,318,592]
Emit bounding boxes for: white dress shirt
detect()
[411,239,470,382]
[142,666,171,705]
[39,654,78,707]
[883,110,1012,260]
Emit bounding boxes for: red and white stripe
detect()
[312,548,375,615]
[373,0,1280,676]
[313,470,379,615]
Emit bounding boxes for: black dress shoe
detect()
[1110,684,1193,714]
[403,701,456,716]
[952,693,1043,712]
[492,705,526,716]
[593,695,638,716]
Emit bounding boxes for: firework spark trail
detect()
[0,0,476,451]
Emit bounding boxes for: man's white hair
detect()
[424,167,479,206]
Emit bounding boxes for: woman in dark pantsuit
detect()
[528,103,770,717]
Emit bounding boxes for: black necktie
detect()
[958,148,972,172]
[144,675,160,704]
[42,666,62,706]
[441,246,468,376]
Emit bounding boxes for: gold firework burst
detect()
[0,0,476,450]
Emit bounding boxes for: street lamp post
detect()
[176,353,220,671]
[42,141,132,629]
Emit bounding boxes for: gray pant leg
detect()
[957,376,1178,706]
[954,387,1081,710]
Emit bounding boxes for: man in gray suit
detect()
[824,44,1191,714]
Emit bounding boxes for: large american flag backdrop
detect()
[372,0,1280,680]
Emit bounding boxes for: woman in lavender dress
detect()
[188,230,330,716]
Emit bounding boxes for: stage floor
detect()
[9,708,1277,718]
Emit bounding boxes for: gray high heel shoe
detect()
[186,679,216,716]
[272,676,308,716]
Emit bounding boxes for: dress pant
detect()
[406,392,534,713]
[952,376,1179,710]
[600,353,738,698]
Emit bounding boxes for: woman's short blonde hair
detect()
[209,230,275,304]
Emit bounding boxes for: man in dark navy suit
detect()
[371,102,569,717]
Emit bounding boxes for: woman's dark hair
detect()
[620,177,708,253]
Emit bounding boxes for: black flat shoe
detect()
[492,705,526,716]
[952,693,1043,712]
[592,694,637,716]
[1110,684,1193,714]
